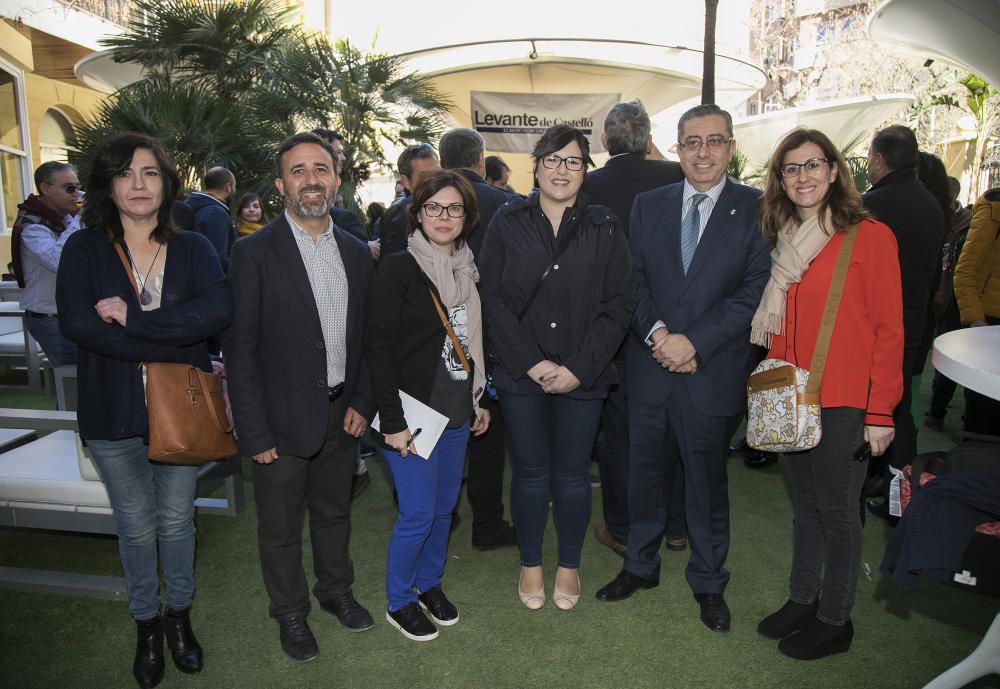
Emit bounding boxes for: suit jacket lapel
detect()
[683,179,736,287]
[271,215,324,335]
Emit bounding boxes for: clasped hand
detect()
[95,296,128,327]
[650,328,697,373]
[528,360,581,394]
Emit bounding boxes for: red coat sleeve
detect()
[861,219,904,426]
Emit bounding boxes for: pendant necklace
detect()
[122,241,163,306]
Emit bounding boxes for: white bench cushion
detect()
[0,431,110,508]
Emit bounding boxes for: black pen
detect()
[409,428,422,443]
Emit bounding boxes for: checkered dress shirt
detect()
[286,211,348,387]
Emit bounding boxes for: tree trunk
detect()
[702,0,719,104]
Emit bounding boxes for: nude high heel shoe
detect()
[553,568,581,611]
[518,567,545,610]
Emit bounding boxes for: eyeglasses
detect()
[779,158,830,177]
[540,154,585,172]
[679,136,733,152]
[421,202,465,219]
[58,183,83,194]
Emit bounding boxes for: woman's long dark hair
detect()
[83,132,180,244]
[758,128,868,245]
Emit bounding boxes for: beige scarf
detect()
[750,210,836,348]
[407,231,487,414]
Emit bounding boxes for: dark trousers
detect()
[626,383,738,592]
[499,392,603,569]
[928,311,962,420]
[787,407,867,625]
[466,396,508,537]
[252,397,357,619]
[886,345,919,471]
[598,375,685,544]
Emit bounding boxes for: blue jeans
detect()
[499,393,603,569]
[26,314,77,367]
[88,437,199,620]
[383,424,469,612]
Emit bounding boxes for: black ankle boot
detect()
[757,599,818,639]
[778,617,854,660]
[133,616,165,689]
[164,607,203,674]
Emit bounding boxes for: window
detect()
[766,1,782,23]
[39,108,78,164]
[816,19,837,44]
[0,60,30,233]
[764,93,780,113]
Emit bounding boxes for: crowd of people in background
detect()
[11,96,1000,688]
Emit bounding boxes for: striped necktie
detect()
[681,193,707,274]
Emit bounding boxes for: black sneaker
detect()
[418,587,459,626]
[386,603,438,641]
[277,614,319,663]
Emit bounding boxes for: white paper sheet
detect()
[371,390,449,459]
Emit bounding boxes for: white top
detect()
[931,326,1000,401]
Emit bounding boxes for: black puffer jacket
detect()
[478,191,634,391]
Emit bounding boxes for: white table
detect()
[932,326,1000,399]
[923,326,1000,689]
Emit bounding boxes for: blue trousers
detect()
[88,437,198,620]
[383,423,469,612]
[500,393,604,569]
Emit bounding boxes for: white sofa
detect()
[0,408,244,599]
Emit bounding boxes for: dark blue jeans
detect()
[26,314,77,368]
[499,392,603,569]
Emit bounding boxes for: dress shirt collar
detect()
[682,176,727,206]
[285,210,334,243]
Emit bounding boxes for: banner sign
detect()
[471,91,620,154]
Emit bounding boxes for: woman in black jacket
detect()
[56,133,233,689]
[367,169,490,641]
[478,125,634,611]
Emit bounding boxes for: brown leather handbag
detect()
[114,243,237,464]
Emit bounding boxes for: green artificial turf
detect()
[1,378,997,689]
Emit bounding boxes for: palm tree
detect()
[73,0,451,212]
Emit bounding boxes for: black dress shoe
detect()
[164,607,203,674]
[472,521,517,551]
[665,536,688,552]
[757,599,817,639]
[595,570,658,602]
[865,499,899,526]
[778,617,853,660]
[744,449,778,468]
[133,615,165,689]
[277,614,318,663]
[694,593,731,632]
[319,589,375,632]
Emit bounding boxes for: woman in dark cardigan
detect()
[56,132,233,689]
[367,169,490,642]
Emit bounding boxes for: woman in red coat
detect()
[750,128,903,660]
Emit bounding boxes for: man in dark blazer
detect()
[596,105,771,634]
[224,132,376,663]
[583,100,684,557]
[438,127,516,550]
[861,125,945,521]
